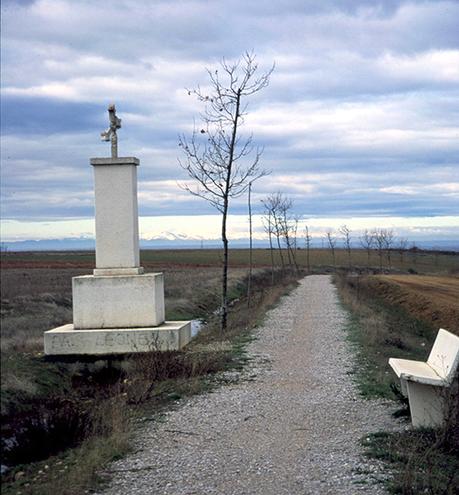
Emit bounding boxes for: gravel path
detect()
[97,275,399,495]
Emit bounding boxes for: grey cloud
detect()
[1,0,458,228]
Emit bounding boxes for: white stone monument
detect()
[44,105,191,355]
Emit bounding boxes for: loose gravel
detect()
[96,275,401,495]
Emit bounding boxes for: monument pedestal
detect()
[44,144,192,356]
[72,272,165,329]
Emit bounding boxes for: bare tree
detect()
[372,228,394,271]
[326,230,337,268]
[383,229,395,269]
[278,196,299,273]
[292,215,300,265]
[262,203,276,284]
[262,192,285,274]
[373,229,386,271]
[304,225,312,272]
[397,238,409,265]
[410,242,419,267]
[179,53,273,331]
[339,225,352,268]
[360,229,374,267]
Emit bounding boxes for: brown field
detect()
[364,274,459,334]
[2,247,458,274]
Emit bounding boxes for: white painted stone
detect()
[389,328,459,428]
[44,321,192,355]
[91,157,141,271]
[72,273,165,329]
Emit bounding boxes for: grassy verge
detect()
[1,269,299,495]
[335,272,436,400]
[335,272,459,494]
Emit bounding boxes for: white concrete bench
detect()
[389,328,459,428]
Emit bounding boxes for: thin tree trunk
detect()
[220,89,241,332]
[288,239,299,274]
[284,220,293,269]
[221,203,229,332]
[275,228,285,273]
[268,212,275,285]
[247,182,253,308]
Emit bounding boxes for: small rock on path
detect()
[97,275,399,495]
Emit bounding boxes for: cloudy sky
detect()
[1,0,458,244]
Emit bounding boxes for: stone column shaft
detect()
[90,157,142,275]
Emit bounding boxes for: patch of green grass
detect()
[1,353,72,416]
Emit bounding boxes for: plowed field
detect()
[365,275,459,334]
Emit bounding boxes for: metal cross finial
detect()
[101,104,122,158]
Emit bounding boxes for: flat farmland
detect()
[2,247,458,273]
[1,248,457,351]
[365,274,459,333]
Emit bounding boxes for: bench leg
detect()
[399,378,408,397]
[406,381,445,428]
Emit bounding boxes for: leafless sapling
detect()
[326,230,337,268]
[383,229,395,269]
[373,229,386,271]
[278,195,299,273]
[397,238,409,265]
[339,224,352,268]
[262,192,286,274]
[304,225,312,273]
[262,203,276,284]
[179,52,273,331]
[360,229,374,267]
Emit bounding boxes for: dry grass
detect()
[0,265,249,352]
[335,272,437,398]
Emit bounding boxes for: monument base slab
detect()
[44,321,192,356]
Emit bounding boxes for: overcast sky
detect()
[1,0,458,242]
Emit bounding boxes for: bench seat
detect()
[388,358,446,387]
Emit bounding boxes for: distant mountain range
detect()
[1,237,458,252]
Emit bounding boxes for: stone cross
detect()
[100,104,122,158]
